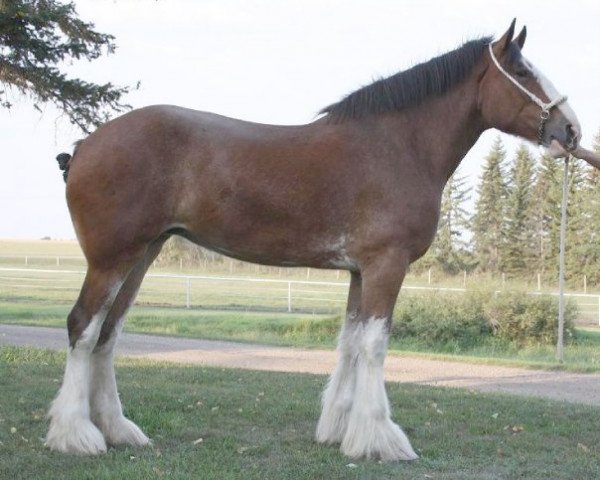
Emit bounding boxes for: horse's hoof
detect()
[45,418,107,455]
[100,416,150,448]
[341,417,418,462]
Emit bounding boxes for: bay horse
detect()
[47,21,584,460]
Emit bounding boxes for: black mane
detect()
[320,36,493,121]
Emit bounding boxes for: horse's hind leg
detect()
[46,265,130,454]
[339,253,418,461]
[89,239,166,448]
[316,271,362,444]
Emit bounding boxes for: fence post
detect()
[584,275,587,294]
[556,155,570,363]
[537,273,541,291]
[428,268,431,285]
[287,282,292,313]
[25,255,28,266]
[185,278,191,308]
[462,270,466,287]
[56,256,60,266]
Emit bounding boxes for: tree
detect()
[156,236,224,268]
[472,136,508,273]
[566,129,600,285]
[0,0,135,132]
[426,171,474,274]
[530,154,562,279]
[502,144,536,276]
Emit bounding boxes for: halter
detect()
[487,43,568,145]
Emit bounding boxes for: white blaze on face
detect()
[522,56,581,137]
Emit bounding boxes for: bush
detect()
[485,292,577,346]
[390,291,576,350]
[392,292,491,351]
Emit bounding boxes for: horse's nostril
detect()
[567,124,580,140]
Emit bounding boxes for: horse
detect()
[46,20,585,461]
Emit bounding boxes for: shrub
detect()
[485,292,577,346]
[392,292,491,351]
[390,290,576,350]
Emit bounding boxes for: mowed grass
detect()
[0,300,336,346]
[3,299,600,373]
[1,346,600,480]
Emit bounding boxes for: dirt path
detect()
[2,323,600,406]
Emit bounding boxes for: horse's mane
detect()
[320,36,493,122]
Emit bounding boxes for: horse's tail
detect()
[55,140,82,183]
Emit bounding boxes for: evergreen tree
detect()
[530,154,562,279]
[563,157,588,284]
[472,136,508,273]
[567,129,600,285]
[426,171,473,274]
[502,144,536,276]
[0,0,135,132]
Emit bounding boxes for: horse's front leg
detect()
[340,252,418,461]
[316,271,362,444]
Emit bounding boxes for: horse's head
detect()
[479,19,581,153]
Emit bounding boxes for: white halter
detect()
[488,43,568,144]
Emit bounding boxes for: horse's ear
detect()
[495,18,516,52]
[515,25,527,50]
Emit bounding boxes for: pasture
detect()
[2,239,600,371]
[1,346,600,480]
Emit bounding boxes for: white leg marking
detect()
[90,318,149,447]
[46,281,123,455]
[316,315,359,444]
[340,317,418,461]
[46,315,108,454]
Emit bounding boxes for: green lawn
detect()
[1,346,599,480]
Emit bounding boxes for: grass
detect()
[2,299,600,373]
[1,346,599,480]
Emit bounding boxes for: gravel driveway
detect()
[2,323,600,406]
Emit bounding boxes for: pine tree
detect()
[0,0,135,132]
[530,154,562,280]
[567,129,600,286]
[427,171,473,274]
[472,136,508,273]
[562,157,588,284]
[502,144,536,277]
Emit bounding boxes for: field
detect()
[2,239,600,371]
[1,347,600,480]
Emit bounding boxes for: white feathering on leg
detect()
[90,318,149,447]
[340,317,418,461]
[45,315,107,454]
[316,315,359,444]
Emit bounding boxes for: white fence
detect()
[1,267,599,325]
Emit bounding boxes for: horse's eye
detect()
[515,68,529,79]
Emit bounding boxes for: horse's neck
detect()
[376,76,485,185]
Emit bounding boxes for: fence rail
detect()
[1,267,599,325]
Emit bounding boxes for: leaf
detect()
[577,443,589,452]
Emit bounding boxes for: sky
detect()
[1,0,599,239]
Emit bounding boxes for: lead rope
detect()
[487,43,568,145]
